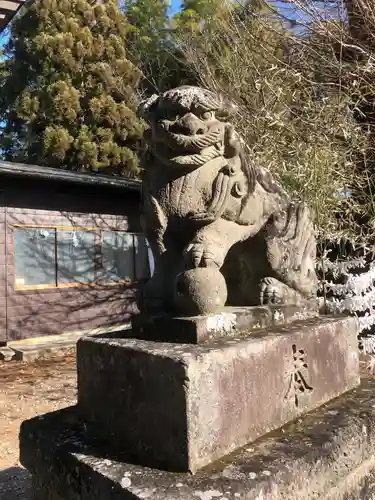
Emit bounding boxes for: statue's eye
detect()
[201,111,213,120]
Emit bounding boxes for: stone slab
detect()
[19,378,375,500]
[5,323,131,362]
[10,340,77,362]
[77,315,360,473]
[131,301,319,343]
[0,345,16,361]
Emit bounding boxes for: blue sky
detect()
[170,0,180,16]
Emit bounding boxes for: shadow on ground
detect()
[0,467,31,500]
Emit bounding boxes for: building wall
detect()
[0,177,142,343]
[0,206,6,342]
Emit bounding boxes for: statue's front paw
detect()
[260,278,284,305]
[259,277,303,305]
[184,242,222,269]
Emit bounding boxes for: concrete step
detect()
[0,323,130,362]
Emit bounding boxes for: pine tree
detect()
[0,0,144,176]
[123,0,194,94]
[174,0,226,32]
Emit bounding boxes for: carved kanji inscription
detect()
[285,344,313,407]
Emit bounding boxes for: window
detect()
[57,230,96,284]
[13,227,150,290]
[14,228,56,287]
[101,231,135,282]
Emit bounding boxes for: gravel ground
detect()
[0,355,76,500]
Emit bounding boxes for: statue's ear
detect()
[137,94,159,122]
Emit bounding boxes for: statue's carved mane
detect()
[139,86,236,121]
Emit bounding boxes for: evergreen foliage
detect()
[0,0,144,176]
[123,0,193,93]
[173,0,225,32]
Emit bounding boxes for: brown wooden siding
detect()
[0,206,6,342]
[0,177,142,342]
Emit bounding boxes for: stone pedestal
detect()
[20,379,375,500]
[20,313,364,499]
[131,301,319,344]
[77,315,359,473]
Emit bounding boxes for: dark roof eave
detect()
[0,161,142,192]
[0,0,27,34]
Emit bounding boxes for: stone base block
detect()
[131,301,319,344]
[19,379,375,500]
[77,315,359,473]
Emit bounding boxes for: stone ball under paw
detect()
[174,268,227,316]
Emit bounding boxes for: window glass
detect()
[101,231,134,282]
[134,234,151,280]
[57,230,96,284]
[13,227,146,288]
[14,228,57,287]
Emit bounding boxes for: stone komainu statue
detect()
[138,86,317,316]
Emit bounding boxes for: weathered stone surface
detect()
[131,301,319,344]
[20,378,375,500]
[138,86,317,317]
[77,315,359,473]
[0,345,16,361]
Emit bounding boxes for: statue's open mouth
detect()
[152,143,224,169]
[154,121,224,153]
[149,121,226,169]
[164,129,223,152]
